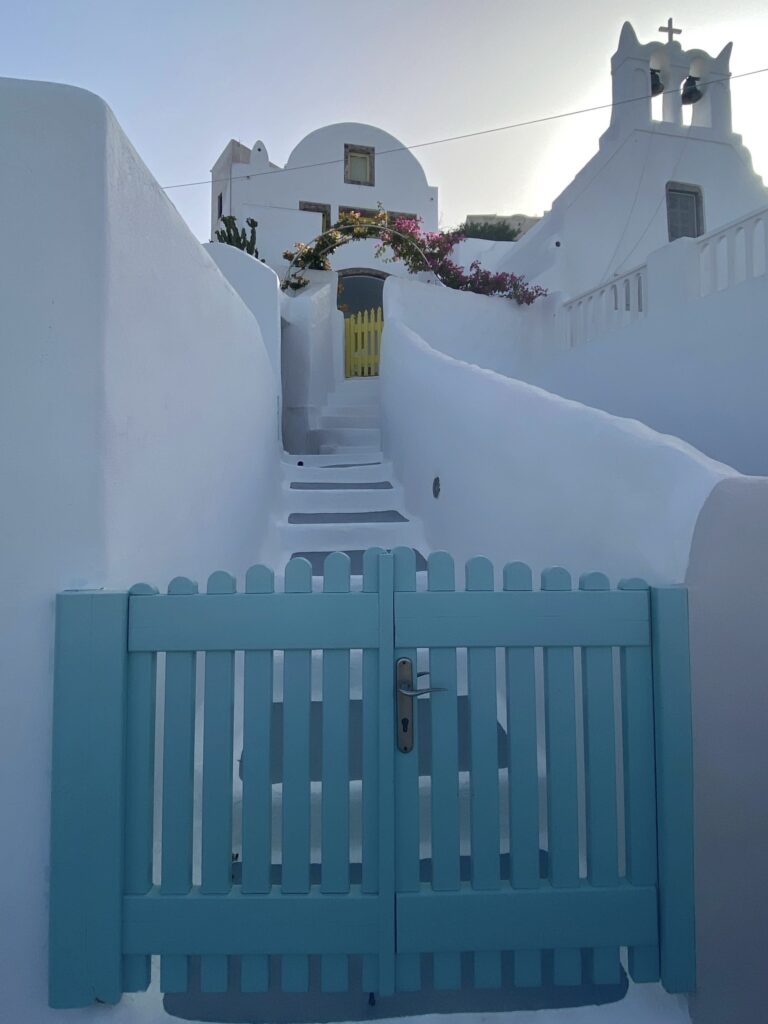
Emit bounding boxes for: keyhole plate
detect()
[396,658,415,753]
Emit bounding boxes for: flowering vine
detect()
[375,215,547,305]
[283,208,546,306]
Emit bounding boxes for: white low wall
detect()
[280,270,345,451]
[380,310,734,585]
[0,76,280,1023]
[387,236,768,476]
[384,274,560,381]
[202,242,282,398]
[528,266,768,477]
[685,477,768,1024]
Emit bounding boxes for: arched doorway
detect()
[337,269,388,377]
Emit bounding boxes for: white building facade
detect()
[210,122,438,280]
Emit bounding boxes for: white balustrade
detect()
[563,266,648,348]
[697,207,768,297]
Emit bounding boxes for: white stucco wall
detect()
[387,225,768,477]
[203,241,283,400]
[280,270,345,452]
[212,122,438,277]
[379,311,734,585]
[685,476,768,1024]
[383,274,560,372]
[0,76,279,1023]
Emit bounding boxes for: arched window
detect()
[337,270,387,317]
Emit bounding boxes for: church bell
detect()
[650,68,664,97]
[681,75,703,104]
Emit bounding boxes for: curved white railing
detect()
[561,205,768,348]
[697,207,768,297]
[562,265,648,348]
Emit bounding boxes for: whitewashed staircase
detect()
[280,379,428,574]
[309,378,382,456]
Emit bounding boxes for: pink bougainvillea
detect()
[283,208,546,306]
[376,216,547,305]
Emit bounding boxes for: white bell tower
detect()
[606,20,733,140]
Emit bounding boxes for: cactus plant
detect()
[214,215,259,257]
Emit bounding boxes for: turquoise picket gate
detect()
[49,548,695,1008]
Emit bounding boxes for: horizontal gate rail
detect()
[397,882,658,952]
[123,887,380,955]
[129,591,379,651]
[395,589,651,647]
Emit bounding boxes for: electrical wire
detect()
[161,66,768,192]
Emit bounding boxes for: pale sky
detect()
[2,0,766,239]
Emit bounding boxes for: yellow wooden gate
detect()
[344,307,383,377]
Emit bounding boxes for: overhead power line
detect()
[162,66,768,192]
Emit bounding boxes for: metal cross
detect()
[659,17,682,44]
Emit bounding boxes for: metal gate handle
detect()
[396,658,444,753]
[397,686,445,697]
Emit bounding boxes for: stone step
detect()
[281,458,391,484]
[278,518,425,553]
[318,443,384,456]
[313,426,382,449]
[288,510,408,525]
[317,411,381,429]
[284,482,403,514]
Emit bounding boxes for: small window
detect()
[216,192,223,220]
[344,144,375,186]
[387,211,418,227]
[338,206,379,222]
[666,182,704,241]
[299,201,332,233]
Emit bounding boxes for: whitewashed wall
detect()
[280,270,345,452]
[685,477,768,1024]
[524,249,768,477]
[384,275,561,374]
[203,241,283,400]
[387,229,768,477]
[0,77,279,1023]
[379,312,734,585]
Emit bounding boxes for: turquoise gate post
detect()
[49,591,129,1008]
[650,586,697,993]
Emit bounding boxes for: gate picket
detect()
[580,572,621,985]
[361,549,383,992]
[281,558,313,992]
[541,567,582,986]
[427,552,461,991]
[465,557,502,989]
[240,564,275,992]
[159,576,198,994]
[371,549,396,996]
[393,546,421,992]
[200,571,236,993]
[123,583,158,994]
[321,553,352,992]
[618,578,660,983]
[503,562,542,987]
